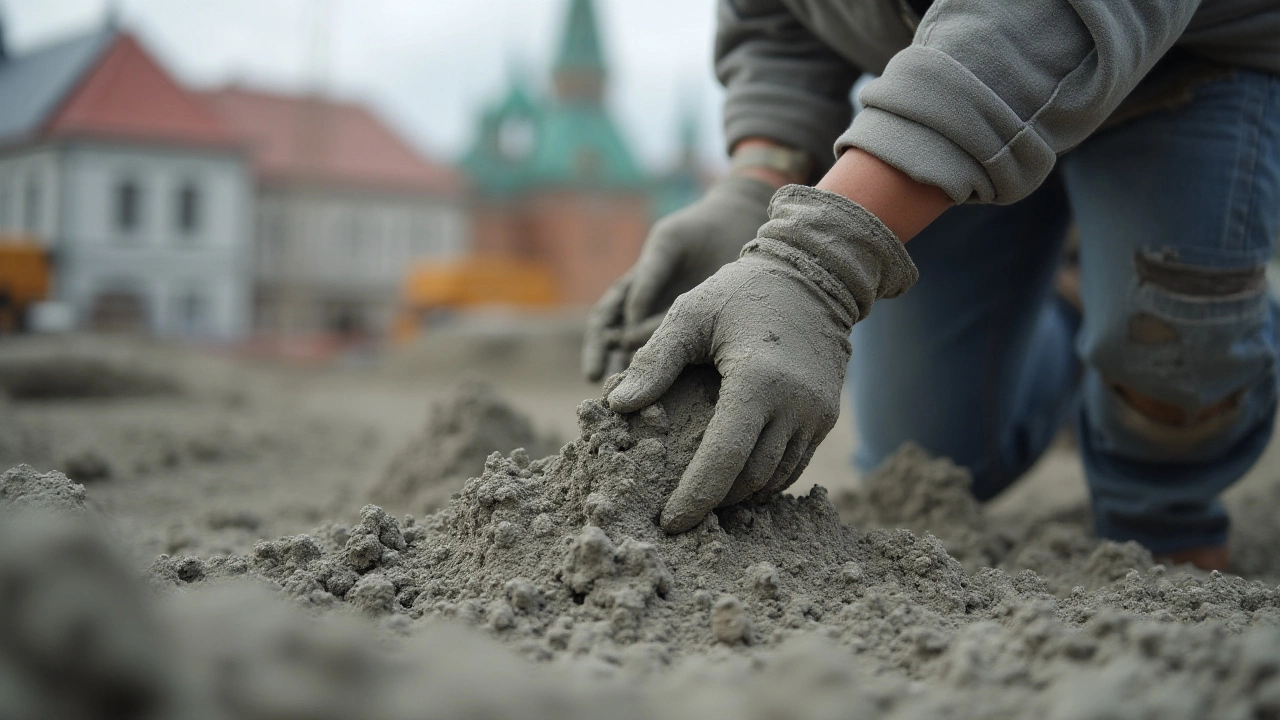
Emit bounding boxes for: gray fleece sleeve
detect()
[836,0,1200,205]
[716,0,861,174]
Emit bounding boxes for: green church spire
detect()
[553,0,606,104]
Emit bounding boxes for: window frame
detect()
[175,180,202,239]
[23,175,42,234]
[114,176,143,240]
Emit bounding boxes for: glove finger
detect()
[582,274,631,381]
[606,309,702,414]
[660,381,769,533]
[719,419,790,507]
[620,311,666,350]
[623,248,680,329]
[751,432,814,504]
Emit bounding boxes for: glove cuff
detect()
[706,173,780,209]
[743,184,919,323]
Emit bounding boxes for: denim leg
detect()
[1061,67,1280,554]
[848,174,1077,499]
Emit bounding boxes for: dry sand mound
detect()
[9,368,1280,718]
[138,367,1280,717]
[838,444,1165,594]
[370,379,561,514]
[0,464,89,515]
[841,440,1280,591]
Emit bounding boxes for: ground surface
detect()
[3,329,1280,720]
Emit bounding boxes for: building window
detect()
[339,212,360,260]
[365,214,384,271]
[89,280,148,334]
[115,179,141,235]
[23,178,41,233]
[176,183,200,235]
[175,290,206,335]
[258,207,287,271]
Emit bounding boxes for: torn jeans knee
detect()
[1083,249,1277,463]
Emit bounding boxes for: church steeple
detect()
[552,0,606,105]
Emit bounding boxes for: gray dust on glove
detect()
[607,184,918,533]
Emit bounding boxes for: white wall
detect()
[56,142,253,340]
[257,190,466,287]
[253,187,468,333]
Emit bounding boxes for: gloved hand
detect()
[606,185,919,533]
[582,175,776,381]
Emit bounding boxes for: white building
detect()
[202,87,467,338]
[0,19,253,340]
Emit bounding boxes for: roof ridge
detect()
[204,84,369,112]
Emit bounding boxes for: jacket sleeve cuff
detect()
[835,107,991,204]
[836,45,1058,205]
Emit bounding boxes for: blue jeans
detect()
[847,60,1280,554]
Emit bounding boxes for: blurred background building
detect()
[203,86,465,339]
[430,0,703,318]
[0,16,252,339]
[0,0,712,351]
[466,0,649,307]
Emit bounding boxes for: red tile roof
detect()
[43,33,239,148]
[201,86,463,196]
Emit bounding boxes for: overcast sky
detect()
[1,0,725,171]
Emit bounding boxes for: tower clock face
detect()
[499,117,536,160]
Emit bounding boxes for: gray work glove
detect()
[582,175,776,381]
[606,185,918,534]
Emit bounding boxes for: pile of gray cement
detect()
[0,464,89,515]
[837,444,1164,594]
[7,369,1280,719]
[370,379,561,514]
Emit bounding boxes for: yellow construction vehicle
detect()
[393,255,560,344]
[0,236,51,333]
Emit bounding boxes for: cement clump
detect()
[0,464,88,516]
[371,379,562,514]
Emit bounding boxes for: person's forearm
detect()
[816,148,952,242]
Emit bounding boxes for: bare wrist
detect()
[815,148,953,242]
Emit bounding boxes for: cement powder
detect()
[9,366,1280,718]
[9,520,1280,720]
[143,367,1280,717]
[370,379,561,514]
[835,444,1175,595]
